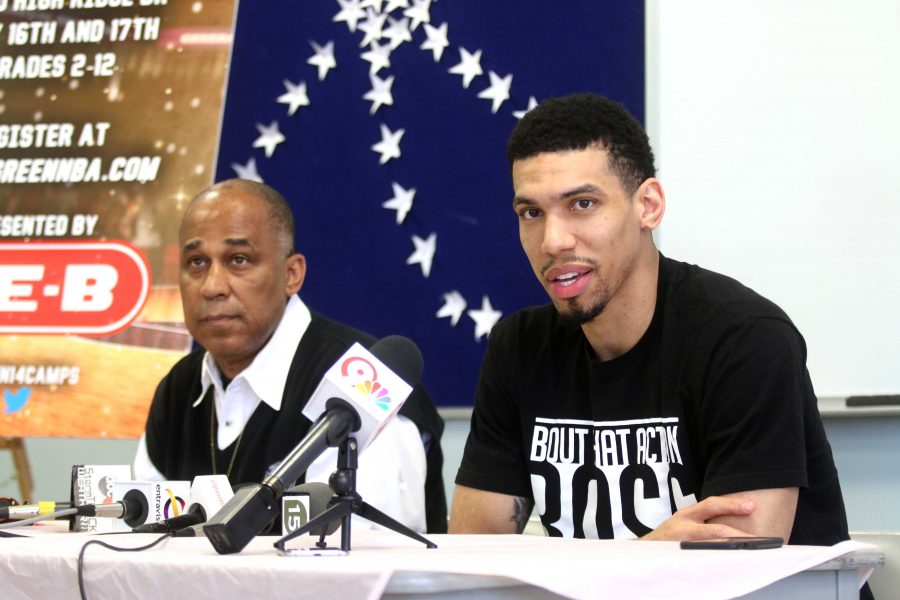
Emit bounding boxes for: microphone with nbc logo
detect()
[300,336,417,452]
[202,335,423,554]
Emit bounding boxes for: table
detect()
[0,523,882,600]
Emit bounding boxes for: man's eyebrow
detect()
[223,237,252,248]
[560,183,604,199]
[181,237,252,254]
[512,195,536,208]
[513,183,606,208]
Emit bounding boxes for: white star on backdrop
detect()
[250,4,553,342]
[334,0,366,33]
[231,157,263,182]
[420,22,449,62]
[371,123,405,164]
[363,73,395,114]
[436,290,467,326]
[449,47,483,89]
[513,96,539,120]
[253,121,285,158]
[406,232,437,278]
[385,0,409,12]
[361,41,392,75]
[382,181,416,224]
[382,16,412,50]
[404,0,432,31]
[276,80,310,116]
[358,8,387,47]
[308,40,337,81]
[468,295,502,341]
[359,0,385,12]
[478,70,513,114]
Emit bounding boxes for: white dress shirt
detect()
[134,295,427,533]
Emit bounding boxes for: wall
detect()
[647,0,900,397]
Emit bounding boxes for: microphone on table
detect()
[132,475,233,534]
[282,481,341,537]
[1,501,73,521]
[1,491,148,528]
[175,482,341,538]
[202,335,422,555]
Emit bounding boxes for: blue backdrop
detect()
[214,1,645,407]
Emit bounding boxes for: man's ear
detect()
[635,178,665,231]
[285,253,306,296]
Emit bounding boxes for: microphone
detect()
[133,504,204,534]
[132,475,233,534]
[203,336,422,555]
[74,489,149,527]
[176,483,340,539]
[283,481,341,537]
[5,492,148,527]
[0,501,74,521]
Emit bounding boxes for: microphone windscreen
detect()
[122,489,149,528]
[285,482,340,536]
[369,335,423,386]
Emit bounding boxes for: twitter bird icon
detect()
[3,388,31,414]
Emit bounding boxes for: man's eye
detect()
[232,255,248,265]
[187,256,206,268]
[519,208,541,220]
[573,199,594,211]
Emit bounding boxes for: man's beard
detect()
[555,291,608,326]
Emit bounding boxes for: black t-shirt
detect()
[145,310,448,533]
[457,256,850,545]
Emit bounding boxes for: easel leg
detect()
[0,437,34,502]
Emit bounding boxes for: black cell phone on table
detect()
[680,536,784,550]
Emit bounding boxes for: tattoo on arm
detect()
[510,496,534,533]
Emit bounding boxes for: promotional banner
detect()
[215,2,645,408]
[0,1,237,437]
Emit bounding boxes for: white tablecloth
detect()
[0,523,877,600]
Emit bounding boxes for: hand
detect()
[640,496,756,541]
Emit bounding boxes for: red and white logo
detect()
[0,241,150,335]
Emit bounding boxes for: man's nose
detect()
[541,214,576,256]
[200,261,230,298]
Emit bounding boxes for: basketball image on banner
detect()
[0,2,238,437]
[215,1,645,407]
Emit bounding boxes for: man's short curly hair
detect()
[506,93,656,195]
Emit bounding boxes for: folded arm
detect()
[449,484,798,541]
[641,487,798,541]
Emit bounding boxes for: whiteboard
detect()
[647,0,900,396]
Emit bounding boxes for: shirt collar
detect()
[192,295,312,411]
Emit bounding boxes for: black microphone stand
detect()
[273,436,437,553]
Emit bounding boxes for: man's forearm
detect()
[449,485,533,534]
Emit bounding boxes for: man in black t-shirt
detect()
[450,94,853,547]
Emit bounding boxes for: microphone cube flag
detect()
[110,480,190,532]
[189,475,234,520]
[69,464,131,533]
[302,342,413,451]
[280,492,311,536]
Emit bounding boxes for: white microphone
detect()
[109,480,191,532]
[132,475,233,533]
[202,335,423,555]
[300,338,417,451]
